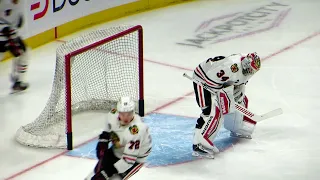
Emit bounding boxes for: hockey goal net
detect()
[15,25,144,150]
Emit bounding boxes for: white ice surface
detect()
[1,0,320,179]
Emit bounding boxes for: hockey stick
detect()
[84,159,106,180]
[183,73,283,122]
[84,171,95,180]
[85,152,111,180]
[85,170,111,180]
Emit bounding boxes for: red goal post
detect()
[15,25,144,150]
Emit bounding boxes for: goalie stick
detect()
[84,171,95,180]
[183,73,283,122]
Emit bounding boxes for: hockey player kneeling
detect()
[91,97,152,180]
[192,53,261,158]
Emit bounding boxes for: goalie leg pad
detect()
[219,85,235,115]
[223,95,256,137]
[193,96,223,151]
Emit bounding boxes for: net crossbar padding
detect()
[15,25,144,149]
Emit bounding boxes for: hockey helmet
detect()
[117,96,135,113]
[241,52,261,75]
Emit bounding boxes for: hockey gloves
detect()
[96,131,110,159]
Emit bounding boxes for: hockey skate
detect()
[230,132,252,139]
[192,144,219,159]
[11,81,29,94]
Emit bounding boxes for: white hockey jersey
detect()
[0,0,23,41]
[104,110,152,173]
[193,54,253,92]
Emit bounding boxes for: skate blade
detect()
[10,89,27,94]
[230,134,252,139]
[10,85,29,94]
[192,151,214,159]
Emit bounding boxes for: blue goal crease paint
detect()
[65,113,238,167]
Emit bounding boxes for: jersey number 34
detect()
[217,70,229,81]
[207,56,229,81]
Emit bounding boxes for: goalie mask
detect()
[241,52,261,76]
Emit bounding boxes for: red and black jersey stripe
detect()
[194,65,223,90]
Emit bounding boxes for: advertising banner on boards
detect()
[23,0,138,38]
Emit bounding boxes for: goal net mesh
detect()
[15,25,142,148]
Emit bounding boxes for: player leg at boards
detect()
[86,96,152,180]
[1,38,29,93]
[223,85,257,139]
[0,0,30,93]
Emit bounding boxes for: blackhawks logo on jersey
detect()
[230,63,239,73]
[129,125,139,135]
[111,108,117,114]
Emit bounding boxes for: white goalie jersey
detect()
[193,54,252,92]
[104,110,152,173]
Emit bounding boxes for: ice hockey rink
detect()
[1,0,320,179]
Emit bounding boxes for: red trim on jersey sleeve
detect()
[195,67,217,86]
[123,155,137,163]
